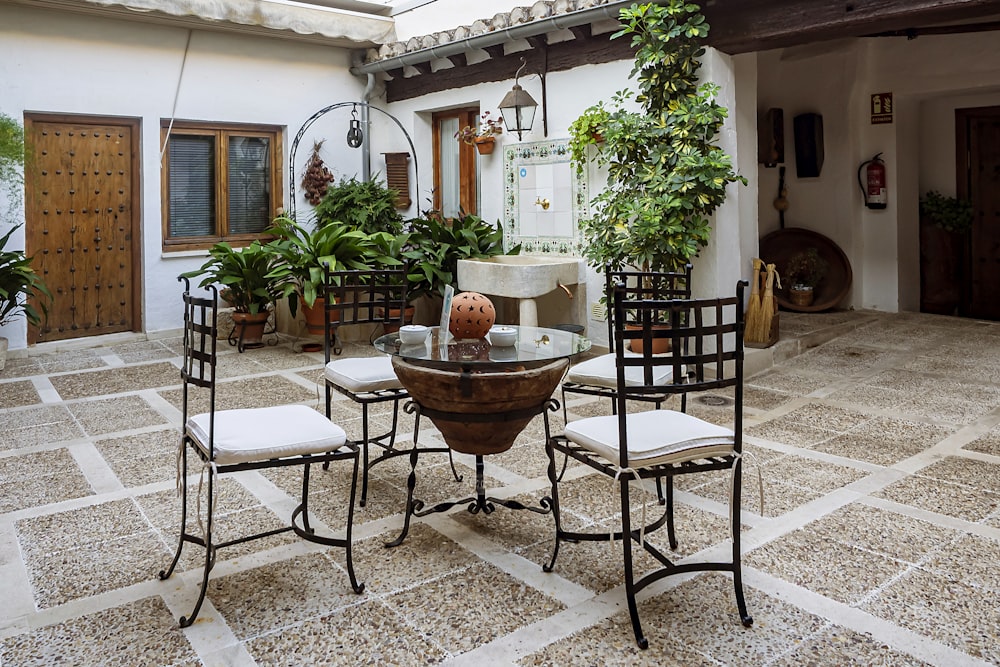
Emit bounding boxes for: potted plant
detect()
[575,2,744,277]
[402,212,518,322]
[567,101,609,174]
[181,240,292,347]
[0,113,50,366]
[918,190,973,315]
[784,247,828,307]
[267,215,401,334]
[455,111,503,155]
[313,176,404,236]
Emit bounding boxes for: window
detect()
[161,122,282,250]
[432,108,479,218]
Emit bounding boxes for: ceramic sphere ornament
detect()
[449,292,496,339]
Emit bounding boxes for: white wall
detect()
[756,31,1000,313]
[0,4,366,349]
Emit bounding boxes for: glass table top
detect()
[373,325,591,367]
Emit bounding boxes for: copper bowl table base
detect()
[386,356,568,546]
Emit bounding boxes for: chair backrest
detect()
[604,264,692,352]
[611,279,748,448]
[323,266,408,349]
[179,276,219,455]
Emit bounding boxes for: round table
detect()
[374,325,590,544]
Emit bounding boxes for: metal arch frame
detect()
[287,101,420,220]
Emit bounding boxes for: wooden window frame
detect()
[160,121,283,252]
[432,107,479,217]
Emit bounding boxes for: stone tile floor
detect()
[2,310,1000,666]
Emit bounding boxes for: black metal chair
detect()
[160,278,364,628]
[543,280,752,649]
[322,267,454,507]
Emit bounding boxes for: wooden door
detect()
[957,107,1000,321]
[24,116,140,342]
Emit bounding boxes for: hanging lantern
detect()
[498,59,538,141]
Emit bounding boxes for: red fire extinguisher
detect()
[857,153,887,210]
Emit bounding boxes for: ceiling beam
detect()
[703,0,1000,54]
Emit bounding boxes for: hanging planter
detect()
[473,136,496,155]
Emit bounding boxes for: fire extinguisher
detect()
[857,152,888,210]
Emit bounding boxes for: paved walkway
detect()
[1,310,999,666]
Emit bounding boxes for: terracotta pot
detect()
[626,324,672,354]
[231,311,270,347]
[302,298,340,336]
[473,136,495,155]
[391,357,568,455]
[788,286,815,307]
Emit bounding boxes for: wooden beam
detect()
[703,0,1000,54]
[385,31,634,103]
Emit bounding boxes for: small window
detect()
[161,122,282,251]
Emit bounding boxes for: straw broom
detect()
[744,257,764,343]
[755,263,779,342]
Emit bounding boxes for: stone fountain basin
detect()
[457,256,582,299]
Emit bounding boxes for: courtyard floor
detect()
[2,309,1000,666]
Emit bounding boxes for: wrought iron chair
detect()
[544,280,753,649]
[160,278,363,627]
[560,264,692,522]
[322,267,441,507]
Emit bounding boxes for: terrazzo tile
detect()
[694,473,823,518]
[824,383,909,411]
[385,561,565,655]
[745,530,905,605]
[630,575,827,664]
[894,394,994,425]
[449,492,561,552]
[94,428,179,488]
[245,598,448,665]
[331,524,478,594]
[774,403,873,433]
[68,394,170,436]
[158,375,318,413]
[922,534,1000,595]
[0,355,44,379]
[768,625,935,666]
[804,503,958,563]
[746,367,838,395]
[964,425,1000,457]
[875,475,1000,522]
[108,340,177,363]
[48,362,179,399]
[783,345,892,376]
[813,416,954,466]
[136,478,275,532]
[16,498,149,555]
[909,455,1000,492]
[164,506,299,574]
[0,596,196,667]
[208,551,363,640]
[0,379,40,408]
[0,449,93,513]
[27,530,171,608]
[38,349,107,373]
[742,385,795,411]
[744,418,838,448]
[0,404,83,450]
[861,567,1000,664]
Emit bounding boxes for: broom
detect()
[744,257,764,343]
[756,263,779,343]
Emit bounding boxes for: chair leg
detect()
[665,476,678,549]
[359,403,371,507]
[343,451,365,594]
[159,439,189,582]
[180,466,215,628]
[542,439,563,573]
[619,475,648,650]
[731,458,753,627]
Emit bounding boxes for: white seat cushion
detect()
[564,409,734,468]
[324,355,403,393]
[565,353,673,389]
[187,404,347,466]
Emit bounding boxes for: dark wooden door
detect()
[24,116,140,342]
[958,107,1000,321]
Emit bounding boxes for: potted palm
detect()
[312,176,404,236]
[573,2,744,277]
[181,240,291,347]
[267,216,401,334]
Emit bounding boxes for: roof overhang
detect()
[2,0,397,47]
